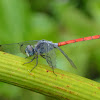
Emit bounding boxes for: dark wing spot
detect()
[20,44,23,51]
[0,45,2,51]
[20,44,23,47]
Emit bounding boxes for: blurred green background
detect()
[0,0,100,100]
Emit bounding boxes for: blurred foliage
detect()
[0,0,100,100]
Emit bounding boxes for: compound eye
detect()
[25,45,34,56]
[25,50,30,57]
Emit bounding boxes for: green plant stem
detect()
[0,51,100,100]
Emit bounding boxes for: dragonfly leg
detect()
[23,56,36,64]
[25,56,28,59]
[41,55,57,76]
[30,55,38,72]
[41,55,52,64]
[51,66,57,76]
[41,55,50,59]
[40,55,46,59]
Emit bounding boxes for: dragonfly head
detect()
[25,45,35,57]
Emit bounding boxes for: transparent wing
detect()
[0,40,39,55]
[56,46,77,69]
[44,43,56,68]
[0,43,21,54]
[19,40,39,54]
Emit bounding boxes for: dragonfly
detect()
[0,35,100,75]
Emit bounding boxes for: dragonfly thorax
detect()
[25,45,35,57]
[35,40,54,55]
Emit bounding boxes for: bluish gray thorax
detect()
[34,40,57,55]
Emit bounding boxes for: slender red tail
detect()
[58,35,100,46]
